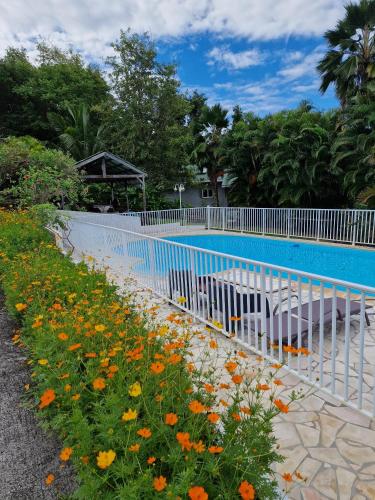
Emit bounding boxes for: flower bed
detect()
[0,209,287,499]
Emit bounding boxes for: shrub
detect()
[0,209,291,499]
[0,136,85,208]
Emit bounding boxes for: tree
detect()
[222,112,271,206]
[259,107,341,207]
[48,103,105,160]
[0,43,109,142]
[318,0,375,105]
[191,104,229,206]
[104,30,191,187]
[331,82,375,201]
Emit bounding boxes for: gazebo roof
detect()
[75,151,146,185]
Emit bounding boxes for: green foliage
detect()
[104,30,192,187]
[317,0,375,105]
[48,103,105,160]
[191,104,229,206]
[0,137,84,207]
[332,82,375,201]
[0,43,109,143]
[0,210,285,499]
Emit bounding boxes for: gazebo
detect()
[75,151,147,211]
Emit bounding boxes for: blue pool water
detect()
[164,234,375,288]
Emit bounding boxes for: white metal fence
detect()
[209,207,375,246]
[64,216,375,416]
[64,207,375,245]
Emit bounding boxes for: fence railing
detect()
[64,207,375,245]
[209,207,375,246]
[64,216,375,416]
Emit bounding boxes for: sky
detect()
[0,0,347,115]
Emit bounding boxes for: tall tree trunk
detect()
[212,176,220,207]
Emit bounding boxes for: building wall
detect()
[165,185,228,207]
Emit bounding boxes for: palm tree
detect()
[191,104,229,206]
[358,185,375,206]
[317,0,375,106]
[48,103,105,160]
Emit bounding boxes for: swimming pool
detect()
[164,234,375,288]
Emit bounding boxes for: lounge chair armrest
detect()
[273,294,299,314]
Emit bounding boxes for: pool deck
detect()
[118,275,375,500]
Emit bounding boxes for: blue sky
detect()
[0,0,346,115]
[157,36,338,115]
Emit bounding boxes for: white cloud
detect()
[207,46,264,70]
[0,1,345,62]
[277,46,325,81]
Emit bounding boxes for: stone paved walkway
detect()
[114,274,375,500]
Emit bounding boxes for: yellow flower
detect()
[177,296,187,304]
[129,382,142,397]
[122,409,138,421]
[96,450,116,469]
[38,359,48,366]
[15,303,27,312]
[95,324,106,332]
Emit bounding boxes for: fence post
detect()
[262,209,265,236]
[287,209,291,238]
[260,266,268,356]
[207,205,211,230]
[240,208,244,232]
[317,210,321,241]
[352,210,358,246]
[222,207,225,231]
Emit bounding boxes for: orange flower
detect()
[188,400,205,414]
[256,383,270,391]
[274,399,289,413]
[176,432,192,451]
[58,333,68,341]
[239,480,255,500]
[238,351,248,358]
[273,378,283,386]
[209,340,218,349]
[240,406,252,415]
[282,472,293,482]
[220,383,230,390]
[137,428,152,439]
[204,383,215,393]
[84,352,97,358]
[192,440,205,453]
[232,375,243,384]
[129,444,140,452]
[52,303,63,310]
[39,388,56,409]
[165,413,178,426]
[207,413,220,424]
[108,364,119,373]
[92,377,106,390]
[232,413,241,422]
[153,475,167,492]
[230,316,241,321]
[147,456,156,464]
[45,473,55,485]
[68,343,81,351]
[188,486,208,500]
[72,393,80,401]
[150,362,165,374]
[59,447,73,461]
[15,303,27,312]
[208,445,223,454]
[81,455,89,464]
[225,361,237,373]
